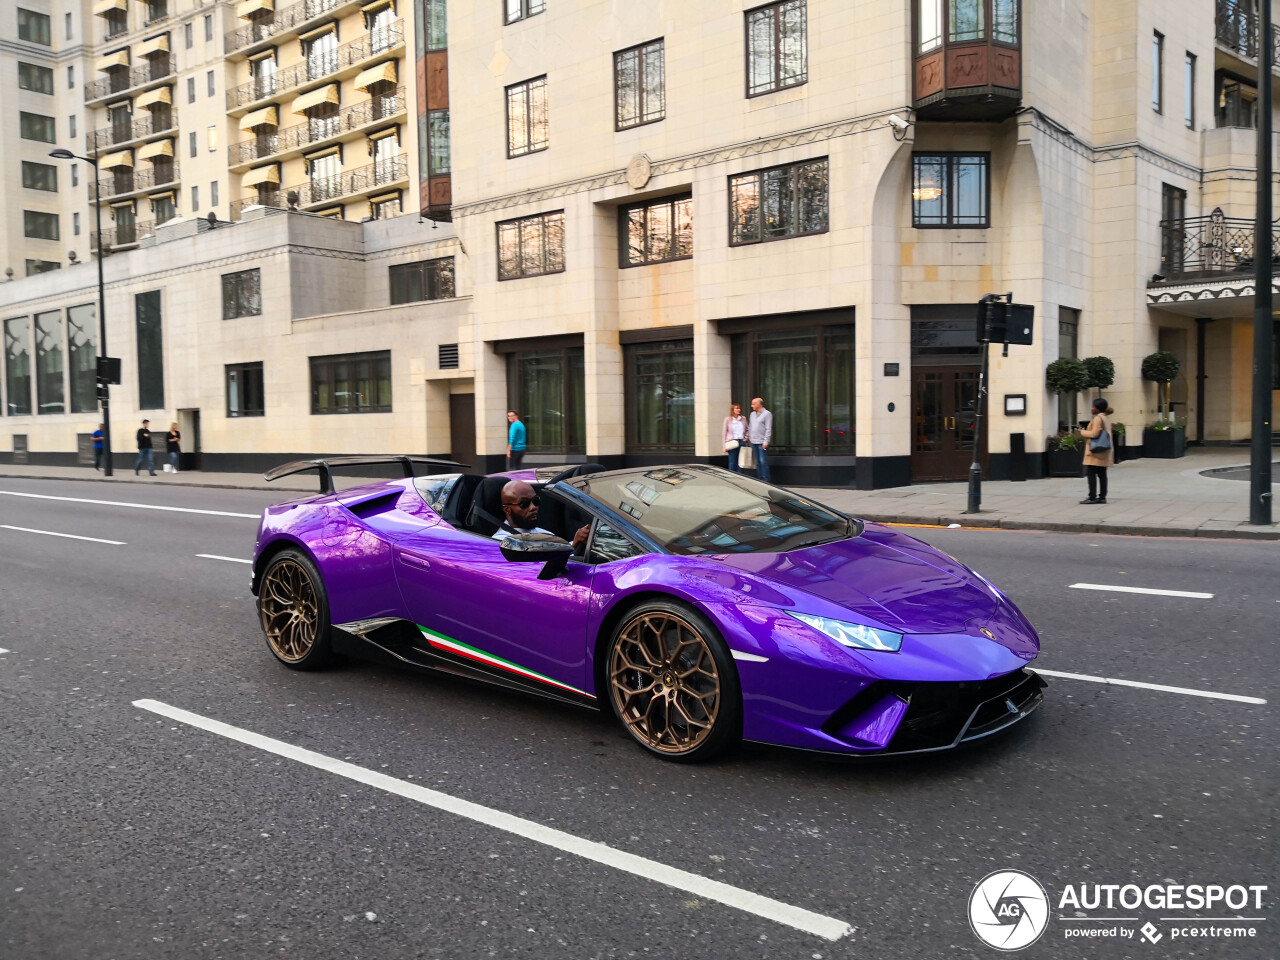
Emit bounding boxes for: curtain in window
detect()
[520,352,566,450]
[757,332,816,450]
[34,310,65,415]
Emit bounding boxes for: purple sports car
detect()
[251,457,1044,763]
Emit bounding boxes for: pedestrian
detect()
[748,397,773,483]
[723,403,747,472]
[91,422,105,471]
[506,410,526,471]
[165,421,181,474]
[1079,397,1114,504]
[134,418,156,476]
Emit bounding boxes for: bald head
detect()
[500,479,540,529]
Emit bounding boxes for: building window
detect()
[497,210,565,279]
[729,158,828,245]
[250,53,277,98]
[146,0,168,24]
[69,115,77,138]
[615,39,664,130]
[19,112,56,143]
[17,8,51,45]
[745,0,807,97]
[23,211,59,241]
[911,153,989,228]
[310,351,392,414]
[204,14,212,41]
[368,3,395,53]
[506,76,548,157]
[625,340,694,451]
[105,9,127,38]
[427,109,450,174]
[222,268,262,319]
[185,21,193,48]
[67,65,74,88]
[504,0,544,25]
[305,30,338,81]
[949,0,984,42]
[65,11,72,40]
[308,151,341,202]
[67,303,97,414]
[507,346,585,454]
[114,203,137,245]
[370,192,402,220]
[1057,307,1079,431]
[917,0,942,53]
[1184,52,1195,128]
[208,125,217,152]
[207,69,215,96]
[426,0,447,50]
[25,260,59,276]
[1160,183,1187,274]
[73,212,81,235]
[34,309,65,415]
[1216,74,1256,128]
[226,362,265,417]
[191,184,199,210]
[389,257,455,303]
[1153,31,1164,113]
[4,317,33,416]
[152,194,175,223]
[71,165,78,187]
[731,322,855,455]
[189,130,198,157]
[136,291,165,410]
[22,162,57,192]
[210,181,219,206]
[18,62,54,94]
[307,102,341,141]
[620,194,692,266]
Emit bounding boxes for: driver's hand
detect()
[572,524,590,548]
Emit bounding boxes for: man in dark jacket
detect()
[134,419,156,476]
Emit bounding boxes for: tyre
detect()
[257,548,336,670]
[605,600,742,762]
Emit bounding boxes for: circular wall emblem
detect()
[626,154,652,190]
[968,869,1049,951]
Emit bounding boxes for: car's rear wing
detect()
[264,455,471,495]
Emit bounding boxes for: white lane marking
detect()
[133,698,851,942]
[1036,669,1266,705]
[730,650,769,663]
[0,648,9,655]
[1069,582,1214,599]
[0,490,258,519]
[1,524,125,545]
[196,554,252,564]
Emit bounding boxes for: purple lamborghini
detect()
[251,458,1044,763]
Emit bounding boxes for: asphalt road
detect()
[1,477,1275,960]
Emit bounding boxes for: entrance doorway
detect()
[177,408,201,471]
[911,365,985,481]
[448,393,476,471]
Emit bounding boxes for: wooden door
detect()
[911,365,984,482]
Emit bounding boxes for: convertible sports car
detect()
[251,457,1045,763]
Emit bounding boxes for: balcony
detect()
[85,55,175,105]
[1154,208,1280,283]
[95,162,180,202]
[1215,0,1280,76]
[912,0,1021,121]
[87,109,178,154]
[224,0,347,56]
[91,219,156,254]
[229,154,407,219]
[226,21,403,110]
[228,87,405,166]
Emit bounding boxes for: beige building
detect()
[1,0,1277,485]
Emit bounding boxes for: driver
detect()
[493,479,590,551]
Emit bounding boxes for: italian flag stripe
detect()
[418,625,594,699]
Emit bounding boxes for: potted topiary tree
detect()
[1083,356,1119,459]
[1045,358,1089,475]
[1141,351,1185,458]
[1046,430,1085,477]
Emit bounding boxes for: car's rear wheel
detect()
[606,600,741,762]
[258,549,335,670]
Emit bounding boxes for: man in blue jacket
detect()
[506,410,527,470]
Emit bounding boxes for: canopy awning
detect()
[242,164,281,187]
[291,84,339,115]
[239,105,279,130]
[135,85,172,108]
[92,0,128,16]
[96,50,130,72]
[137,138,174,161]
[101,149,134,169]
[236,0,274,17]
[136,34,170,57]
[354,61,397,91]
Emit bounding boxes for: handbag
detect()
[724,439,740,452]
[1089,423,1112,453]
[739,444,754,471]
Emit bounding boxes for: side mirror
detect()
[499,533,575,580]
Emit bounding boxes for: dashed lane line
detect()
[0,648,9,655]
[1069,582,1214,599]
[1036,669,1266,705]
[0,489,258,519]
[132,698,852,942]
[196,554,252,564]
[1,524,125,545]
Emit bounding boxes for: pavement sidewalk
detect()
[2,447,1277,540]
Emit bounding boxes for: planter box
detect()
[1047,447,1084,477]
[1142,427,1186,459]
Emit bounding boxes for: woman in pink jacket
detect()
[723,403,748,472]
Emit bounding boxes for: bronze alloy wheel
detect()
[609,610,724,755]
[259,557,321,663]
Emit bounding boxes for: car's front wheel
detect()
[605,600,741,762]
[258,548,336,670]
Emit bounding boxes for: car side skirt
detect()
[331,617,599,711]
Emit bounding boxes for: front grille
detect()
[884,671,1033,752]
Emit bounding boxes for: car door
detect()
[392,524,596,700]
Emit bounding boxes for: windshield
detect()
[570,467,857,555]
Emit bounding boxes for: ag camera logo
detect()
[969,870,1050,951]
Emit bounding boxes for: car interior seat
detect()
[438,474,482,527]
[465,476,513,537]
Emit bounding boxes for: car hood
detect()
[708,525,999,634]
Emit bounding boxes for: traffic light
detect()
[97,356,122,384]
[976,300,1034,345]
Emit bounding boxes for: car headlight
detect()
[786,611,903,652]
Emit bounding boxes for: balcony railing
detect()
[226,21,403,109]
[229,154,406,219]
[87,110,178,153]
[84,55,175,103]
[95,162,180,201]
[225,0,343,54]
[91,220,156,253]
[1215,0,1280,67]
[1156,208,1280,281]
[228,87,405,165]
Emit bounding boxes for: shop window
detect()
[625,340,694,451]
[227,362,265,417]
[507,346,584,454]
[136,291,165,409]
[310,351,392,414]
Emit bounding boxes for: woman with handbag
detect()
[1079,398,1115,504]
[723,403,748,472]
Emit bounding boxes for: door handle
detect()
[398,553,430,571]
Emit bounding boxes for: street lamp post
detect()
[50,147,112,476]
[1251,0,1274,524]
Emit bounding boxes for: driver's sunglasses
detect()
[506,496,539,509]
